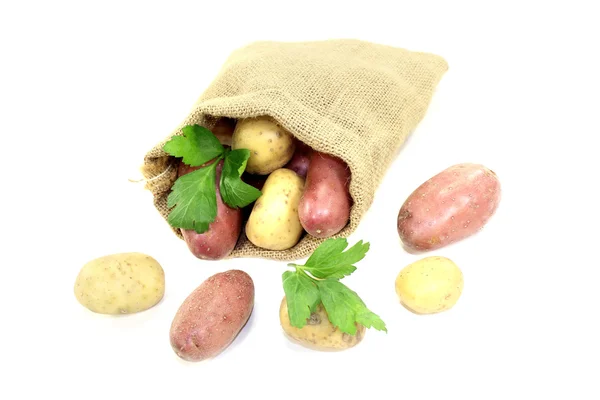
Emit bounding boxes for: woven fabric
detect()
[141,39,448,261]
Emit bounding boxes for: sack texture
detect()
[141,39,448,261]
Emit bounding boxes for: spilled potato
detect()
[170,270,254,362]
[279,297,365,351]
[395,256,463,314]
[74,252,165,315]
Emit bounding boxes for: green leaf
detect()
[163,124,224,167]
[317,279,387,335]
[220,149,262,208]
[282,270,321,329]
[166,162,218,234]
[355,309,387,332]
[303,238,370,280]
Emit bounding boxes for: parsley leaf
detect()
[301,238,370,280]
[282,270,321,329]
[163,124,224,167]
[281,238,387,335]
[220,149,262,208]
[166,161,218,234]
[318,279,387,334]
[162,125,260,233]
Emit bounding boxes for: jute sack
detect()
[141,39,448,261]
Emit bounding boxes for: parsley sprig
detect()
[283,238,387,335]
[163,124,262,233]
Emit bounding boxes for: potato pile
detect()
[73,116,503,361]
[180,116,352,260]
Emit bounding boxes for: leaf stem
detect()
[287,263,326,282]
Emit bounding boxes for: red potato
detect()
[284,140,313,179]
[178,160,242,260]
[169,270,254,362]
[211,117,237,146]
[298,152,352,238]
[397,163,501,251]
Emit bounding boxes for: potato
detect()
[74,252,165,315]
[284,140,313,178]
[397,163,501,251]
[395,256,464,314]
[279,297,365,351]
[170,270,254,362]
[211,117,236,146]
[232,117,295,175]
[178,160,242,260]
[298,152,352,238]
[245,168,305,250]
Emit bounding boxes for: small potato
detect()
[179,160,242,260]
[74,253,165,315]
[232,117,295,175]
[395,256,464,314]
[397,163,501,251]
[170,270,254,362]
[298,152,352,238]
[246,168,304,250]
[279,297,365,351]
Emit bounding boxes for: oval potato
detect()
[178,160,242,260]
[279,297,365,351]
[232,117,295,175]
[246,168,305,250]
[74,252,165,315]
[170,270,254,362]
[395,256,464,314]
[397,163,501,251]
[298,152,352,238]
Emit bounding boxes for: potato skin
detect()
[298,152,352,238]
[74,253,165,315]
[178,160,242,260]
[395,256,464,314]
[170,270,254,362]
[284,140,313,179]
[397,163,501,251]
[211,117,236,146]
[279,297,365,351]
[232,117,295,175]
[246,168,305,250]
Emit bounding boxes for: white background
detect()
[1,1,599,399]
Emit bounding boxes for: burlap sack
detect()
[141,39,448,261]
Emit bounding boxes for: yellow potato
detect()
[246,168,304,250]
[232,117,295,175]
[74,252,165,315]
[395,256,463,314]
[279,297,365,351]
